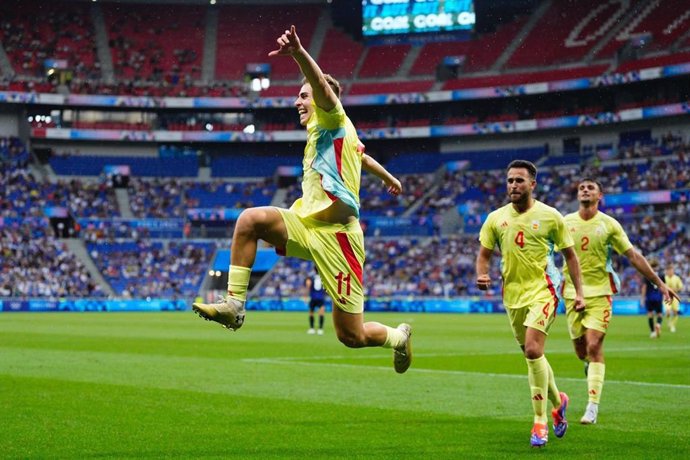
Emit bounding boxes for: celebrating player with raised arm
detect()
[192,25,412,373]
[476,160,585,448]
[562,178,679,424]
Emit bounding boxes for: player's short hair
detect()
[301,74,341,98]
[579,177,604,193]
[650,258,660,269]
[507,159,537,180]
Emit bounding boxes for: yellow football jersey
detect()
[666,273,683,309]
[479,200,574,308]
[562,211,633,299]
[290,100,363,218]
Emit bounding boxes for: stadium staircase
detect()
[201,6,218,83]
[0,44,13,77]
[395,45,422,79]
[582,2,647,65]
[198,166,211,181]
[491,0,552,72]
[270,188,288,207]
[309,8,331,66]
[439,206,464,235]
[115,189,134,218]
[90,2,114,83]
[672,26,690,52]
[63,239,116,297]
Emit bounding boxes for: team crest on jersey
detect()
[532,220,540,231]
[596,225,605,236]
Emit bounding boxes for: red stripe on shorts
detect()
[544,273,559,317]
[335,232,363,284]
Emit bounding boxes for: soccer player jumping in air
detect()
[476,160,585,447]
[562,178,679,424]
[193,25,412,373]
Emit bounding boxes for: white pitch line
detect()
[242,357,690,390]
[248,344,690,361]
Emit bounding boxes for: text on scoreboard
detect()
[362,0,476,37]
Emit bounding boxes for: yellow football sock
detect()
[382,325,406,349]
[545,359,562,408]
[587,362,605,404]
[670,314,678,330]
[527,356,549,424]
[227,265,251,302]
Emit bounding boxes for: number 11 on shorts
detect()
[335,271,351,296]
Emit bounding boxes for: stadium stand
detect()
[49,154,199,178]
[0,0,98,79]
[215,4,321,81]
[507,0,624,68]
[1,1,689,306]
[86,240,215,298]
[357,43,411,79]
[103,3,204,83]
[595,0,690,59]
[410,16,527,75]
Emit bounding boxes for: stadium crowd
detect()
[1,134,688,300]
[0,222,105,298]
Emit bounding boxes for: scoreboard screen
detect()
[362,0,476,37]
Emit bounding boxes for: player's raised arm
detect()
[268,25,337,112]
[361,153,402,196]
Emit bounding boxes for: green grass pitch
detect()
[1,311,688,459]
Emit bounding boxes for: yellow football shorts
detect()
[565,295,612,339]
[276,208,365,314]
[506,294,558,346]
[667,298,680,313]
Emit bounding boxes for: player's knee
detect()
[335,329,366,348]
[523,343,542,359]
[236,208,272,237]
[235,209,258,234]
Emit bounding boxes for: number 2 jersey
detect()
[561,211,633,299]
[479,200,574,309]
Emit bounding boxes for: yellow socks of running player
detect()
[227,265,251,302]
[527,356,549,424]
[382,325,406,349]
[546,359,562,408]
[587,362,605,404]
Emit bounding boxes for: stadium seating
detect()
[347,80,434,96]
[215,5,321,81]
[103,3,204,82]
[595,0,690,59]
[442,65,609,91]
[185,180,276,209]
[0,0,98,79]
[49,155,199,178]
[211,154,300,178]
[1,2,689,306]
[357,43,411,79]
[0,221,106,298]
[507,0,622,68]
[87,240,215,298]
[410,17,527,76]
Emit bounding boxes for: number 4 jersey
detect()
[561,211,633,300]
[479,200,574,309]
